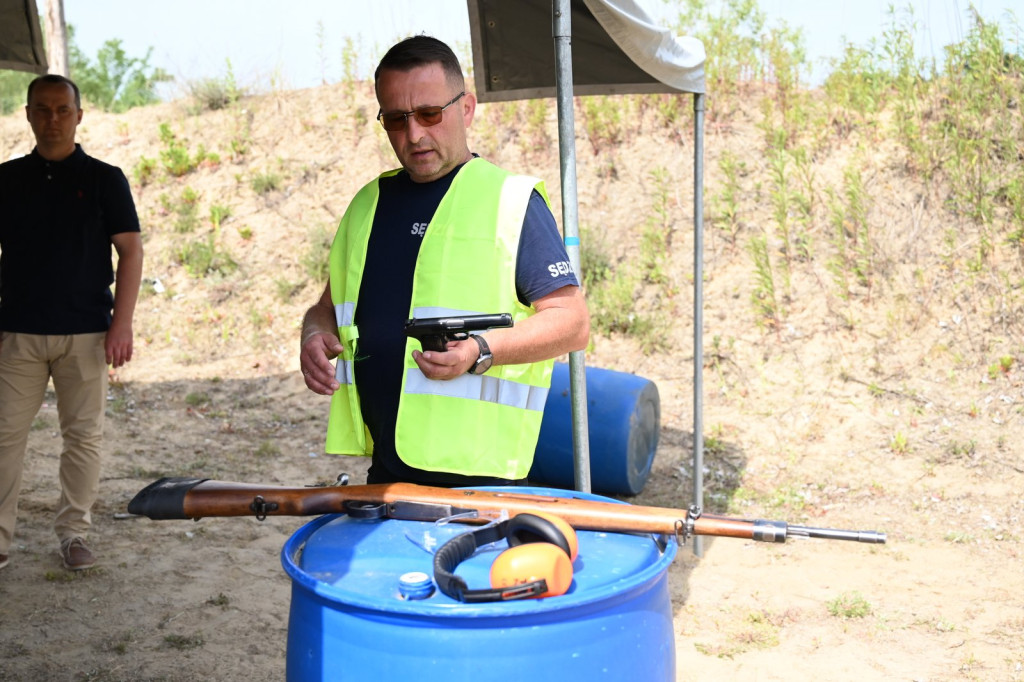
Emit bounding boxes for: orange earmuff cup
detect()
[523,511,578,561]
[489,542,574,598]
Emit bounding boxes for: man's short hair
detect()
[374,35,465,92]
[27,74,82,109]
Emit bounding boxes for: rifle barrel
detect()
[788,525,888,544]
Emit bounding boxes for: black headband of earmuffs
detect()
[432,513,571,603]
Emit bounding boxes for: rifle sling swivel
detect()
[250,495,279,521]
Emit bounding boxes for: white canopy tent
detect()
[467,0,707,553]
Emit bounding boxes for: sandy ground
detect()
[1,80,1022,681]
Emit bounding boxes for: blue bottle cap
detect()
[398,571,435,600]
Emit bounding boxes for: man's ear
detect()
[461,91,477,127]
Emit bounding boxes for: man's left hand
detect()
[412,339,477,380]
[105,319,134,368]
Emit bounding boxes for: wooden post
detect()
[43,0,69,77]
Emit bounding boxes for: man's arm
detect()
[300,280,344,395]
[107,231,143,368]
[413,284,589,380]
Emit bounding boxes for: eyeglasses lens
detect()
[381,106,443,132]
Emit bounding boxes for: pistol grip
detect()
[420,337,448,353]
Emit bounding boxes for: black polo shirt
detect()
[0,145,140,334]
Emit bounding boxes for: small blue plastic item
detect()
[397,571,435,600]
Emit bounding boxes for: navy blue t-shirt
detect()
[354,161,578,486]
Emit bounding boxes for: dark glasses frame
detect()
[377,92,466,132]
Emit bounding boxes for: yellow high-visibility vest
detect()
[326,158,554,478]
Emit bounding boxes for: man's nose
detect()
[405,115,428,143]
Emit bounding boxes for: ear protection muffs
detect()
[433,512,577,603]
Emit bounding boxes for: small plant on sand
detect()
[747,234,780,330]
[250,170,283,195]
[827,591,873,619]
[890,431,910,455]
[711,150,744,245]
[163,633,205,650]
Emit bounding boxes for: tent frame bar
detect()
[552,1,593,493]
[549,0,705,555]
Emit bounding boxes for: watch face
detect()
[470,335,492,374]
[475,354,493,374]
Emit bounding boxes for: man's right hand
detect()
[300,331,343,395]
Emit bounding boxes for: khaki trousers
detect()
[0,332,107,554]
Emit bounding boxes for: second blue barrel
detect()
[531,363,661,496]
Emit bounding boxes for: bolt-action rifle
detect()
[127,477,887,545]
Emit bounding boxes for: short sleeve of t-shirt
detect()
[101,167,141,236]
[515,190,579,305]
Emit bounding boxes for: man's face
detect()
[26,81,82,157]
[376,63,475,183]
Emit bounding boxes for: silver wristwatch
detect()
[467,335,493,375]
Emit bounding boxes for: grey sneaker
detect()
[60,537,95,570]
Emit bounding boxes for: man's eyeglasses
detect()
[377,92,466,132]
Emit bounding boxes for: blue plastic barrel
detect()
[531,363,660,496]
[281,487,677,681]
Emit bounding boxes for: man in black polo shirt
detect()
[0,75,143,571]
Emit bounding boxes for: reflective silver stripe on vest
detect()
[334,302,356,385]
[334,359,354,385]
[335,302,355,327]
[405,369,548,412]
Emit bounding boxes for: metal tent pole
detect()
[692,92,706,556]
[552,0,591,493]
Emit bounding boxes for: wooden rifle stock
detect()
[127,477,886,545]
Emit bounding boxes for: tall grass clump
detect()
[822,43,887,138]
[881,5,936,177]
[747,234,780,331]
[640,167,675,287]
[667,0,767,117]
[188,59,243,111]
[938,13,1023,229]
[825,164,874,302]
[710,150,745,246]
[580,228,658,348]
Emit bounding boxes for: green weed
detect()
[209,204,231,231]
[132,156,158,187]
[188,59,242,111]
[163,633,204,650]
[178,236,238,278]
[712,151,745,245]
[827,591,873,619]
[747,235,780,330]
[301,223,334,284]
[250,170,283,195]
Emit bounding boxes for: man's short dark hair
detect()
[374,35,465,92]
[27,74,82,109]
